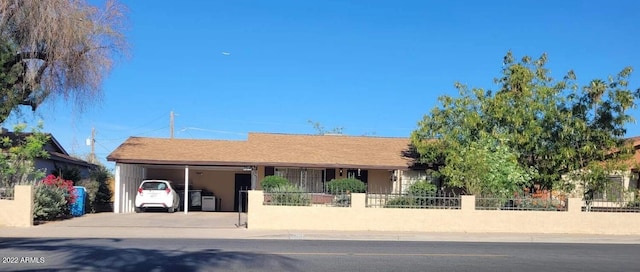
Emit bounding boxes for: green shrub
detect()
[261,175,289,192]
[90,165,113,206]
[384,196,416,208]
[77,178,99,213]
[33,183,69,221]
[269,184,310,206]
[326,178,366,194]
[408,181,437,196]
[627,199,640,208]
[516,198,559,211]
[408,181,437,207]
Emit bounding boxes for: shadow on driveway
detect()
[0,238,300,271]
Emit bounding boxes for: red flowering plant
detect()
[41,174,77,205]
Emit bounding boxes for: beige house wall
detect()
[0,186,33,227]
[248,191,640,235]
[367,170,393,193]
[190,171,238,212]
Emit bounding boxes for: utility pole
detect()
[170,111,174,139]
[90,127,96,163]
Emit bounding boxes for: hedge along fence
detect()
[264,184,311,206]
[325,178,366,194]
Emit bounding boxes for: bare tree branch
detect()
[0,0,129,122]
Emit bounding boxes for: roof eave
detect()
[108,158,412,170]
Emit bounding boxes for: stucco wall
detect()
[0,186,33,227]
[367,170,393,193]
[190,171,237,212]
[248,191,640,235]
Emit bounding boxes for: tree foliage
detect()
[440,135,535,197]
[412,51,640,195]
[0,0,128,123]
[0,123,48,190]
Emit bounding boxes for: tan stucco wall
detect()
[367,170,393,193]
[0,186,33,227]
[190,171,237,212]
[248,191,640,235]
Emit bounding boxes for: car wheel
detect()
[135,207,143,213]
[168,207,175,213]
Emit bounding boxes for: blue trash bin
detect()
[71,186,87,217]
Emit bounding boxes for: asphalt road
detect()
[0,238,638,271]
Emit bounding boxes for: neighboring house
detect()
[107,132,427,213]
[0,130,97,181]
[564,137,640,202]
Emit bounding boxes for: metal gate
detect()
[236,189,249,228]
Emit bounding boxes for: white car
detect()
[135,180,180,213]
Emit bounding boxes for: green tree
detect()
[0,0,128,123]
[439,134,535,197]
[0,123,49,191]
[412,51,639,196]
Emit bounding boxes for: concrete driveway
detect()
[37,212,241,229]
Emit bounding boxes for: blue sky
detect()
[5,0,640,168]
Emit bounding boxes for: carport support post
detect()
[251,166,257,189]
[114,164,121,213]
[184,165,189,214]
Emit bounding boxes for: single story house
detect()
[1,130,97,180]
[569,137,640,201]
[106,132,427,213]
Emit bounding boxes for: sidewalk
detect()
[2,213,639,244]
[2,224,640,244]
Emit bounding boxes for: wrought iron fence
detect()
[263,191,352,207]
[582,198,640,213]
[366,192,461,209]
[475,195,567,211]
[0,187,13,200]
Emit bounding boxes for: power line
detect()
[178,127,246,136]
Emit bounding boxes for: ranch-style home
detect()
[106,131,640,214]
[0,129,97,180]
[106,132,429,213]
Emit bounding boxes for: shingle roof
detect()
[107,133,416,169]
[1,131,96,168]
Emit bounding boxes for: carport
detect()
[107,137,262,214]
[113,163,257,214]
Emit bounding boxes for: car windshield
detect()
[141,182,168,190]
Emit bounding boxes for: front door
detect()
[347,169,368,184]
[234,173,251,212]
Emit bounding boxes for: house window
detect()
[593,176,624,201]
[275,168,324,193]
